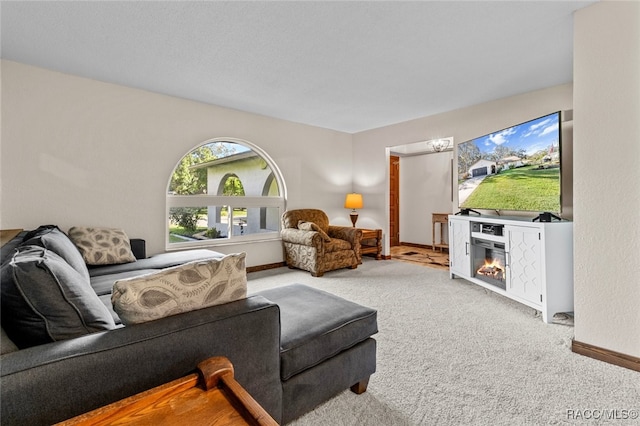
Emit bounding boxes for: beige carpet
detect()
[247,259,639,426]
[390,245,449,271]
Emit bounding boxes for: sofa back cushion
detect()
[282,209,329,232]
[112,253,247,325]
[22,225,90,281]
[68,226,137,266]
[1,246,116,348]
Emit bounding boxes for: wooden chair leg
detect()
[350,378,369,394]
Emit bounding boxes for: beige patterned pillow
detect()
[111,253,247,325]
[68,227,137,266]
[298,221,331,242]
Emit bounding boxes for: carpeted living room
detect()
[247,259,639,425]
[1,1,638,425]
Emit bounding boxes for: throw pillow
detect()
[112,253,247,325]
[68,226,137,266]
[22,225,90,281]
[298,221,331,242]
[1,246,116,348]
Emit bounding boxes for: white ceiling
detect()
[1,1,595,133]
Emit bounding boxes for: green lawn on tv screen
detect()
[461,166,560,212]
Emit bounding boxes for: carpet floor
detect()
[247,259,639,426]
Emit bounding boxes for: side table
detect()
[359,228,382,260]
[432,213,450,252]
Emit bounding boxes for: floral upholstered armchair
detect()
[280,209,362,277]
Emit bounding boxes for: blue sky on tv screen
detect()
[471,112,559,156]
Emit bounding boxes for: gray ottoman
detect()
[255,284,378,423]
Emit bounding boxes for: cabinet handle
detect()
[465,242,469,256]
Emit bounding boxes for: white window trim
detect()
[166,138,287,250]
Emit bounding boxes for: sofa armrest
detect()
[129,238,146,259]
[0,296,283,426]
[280,228,323,247]
[328,226,362,245]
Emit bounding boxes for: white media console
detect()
[448,214,573,323]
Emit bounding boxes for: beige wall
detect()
[0,63,574,263]
[399,151,453,246]
[573,1,640,358]
[0,60,354,266]
[3,1,637,360]
[2,61,573,267]
[352,83,574,253]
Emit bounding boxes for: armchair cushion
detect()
[298,221,331,242]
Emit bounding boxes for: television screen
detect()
[457,111,561,213]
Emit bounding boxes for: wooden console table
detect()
[56,357,278,426]
[359,228,382,260]
[432,213,450,252]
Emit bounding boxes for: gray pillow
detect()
[2,246,116,348]
[22,225,90,281]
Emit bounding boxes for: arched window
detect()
[167,138,286,248]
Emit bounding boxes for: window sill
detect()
[166,234,282,251]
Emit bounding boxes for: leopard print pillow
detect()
[112,253,247,325]
[68,227,137,266]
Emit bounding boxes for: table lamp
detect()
[344,193,363,227]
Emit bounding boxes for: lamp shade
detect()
[344,193,363,209]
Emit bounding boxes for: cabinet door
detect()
[506,225,542,305]
[448,218,471,277]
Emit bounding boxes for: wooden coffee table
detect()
[56,357,278,426]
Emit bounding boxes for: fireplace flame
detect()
[477,258,505,281]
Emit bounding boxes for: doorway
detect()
[386,137,454,256]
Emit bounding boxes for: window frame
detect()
[166,138,286,250]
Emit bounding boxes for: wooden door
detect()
[389,155,400,246]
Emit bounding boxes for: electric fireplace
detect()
[471,238,506,290]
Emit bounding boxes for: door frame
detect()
[384,138,455,257]
[389,154,400,247]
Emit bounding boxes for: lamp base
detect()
[349,212,359,227]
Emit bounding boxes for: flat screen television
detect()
[457,111,561,214]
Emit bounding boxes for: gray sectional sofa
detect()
[1,226,377,425]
